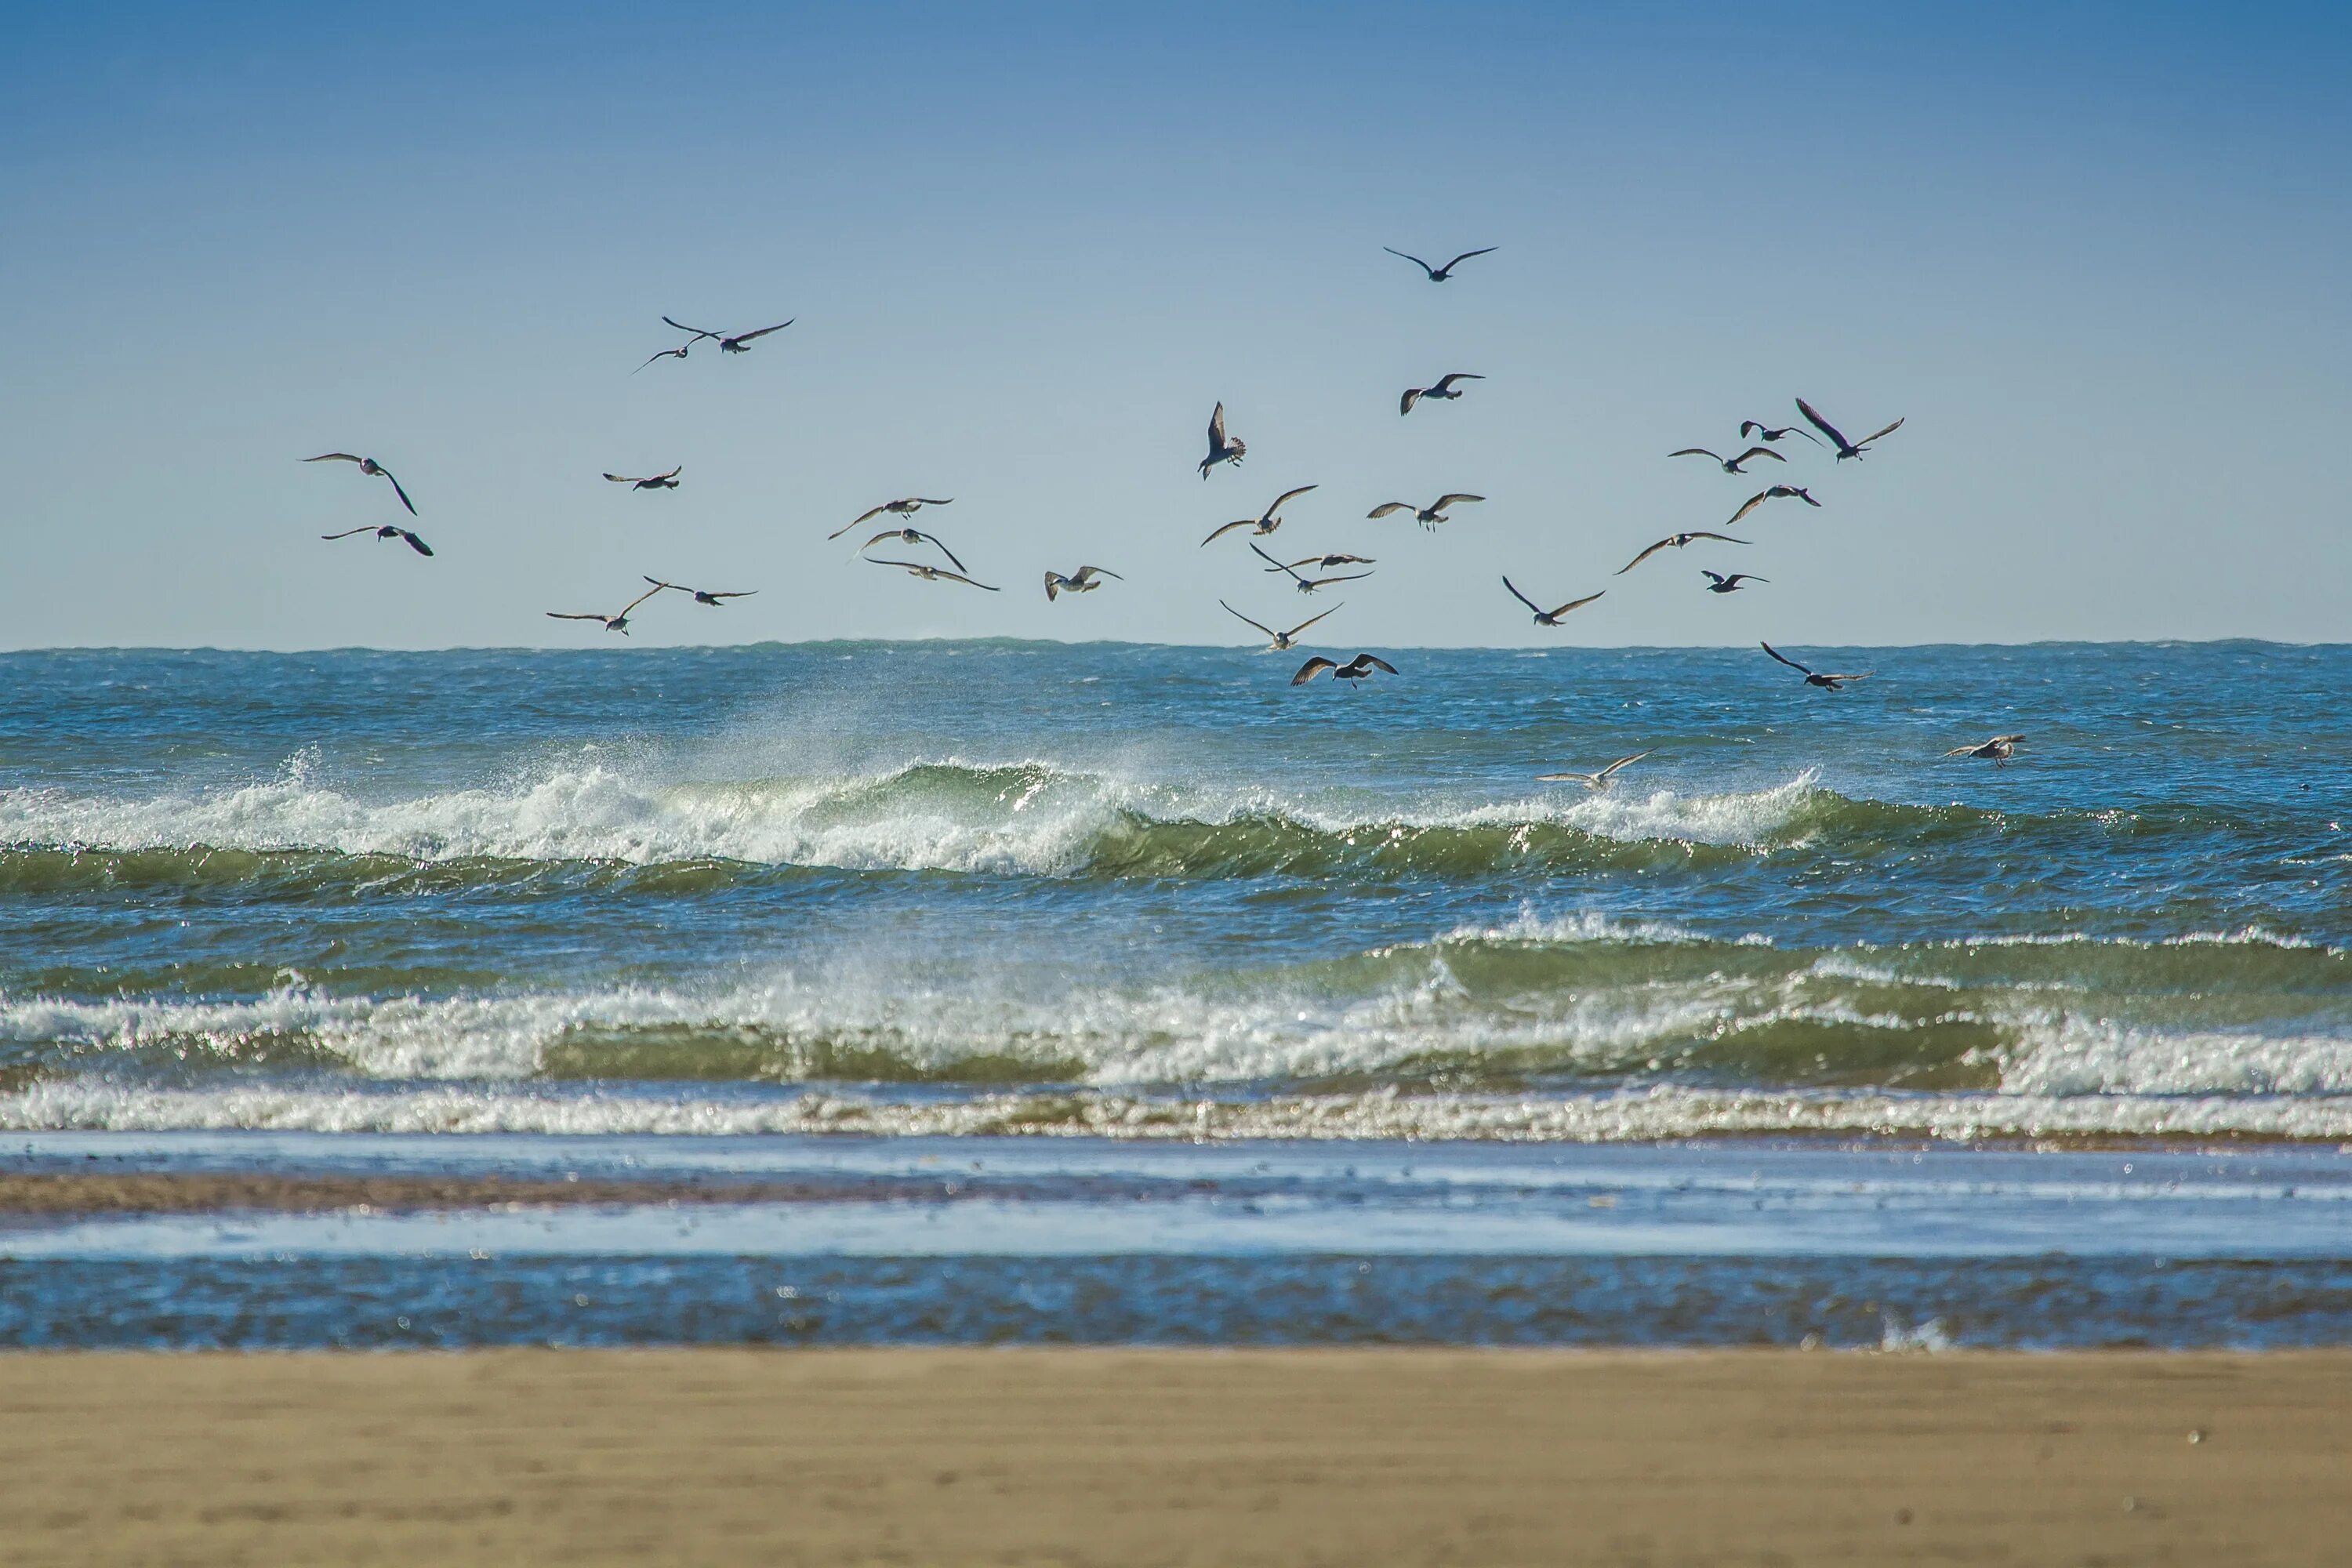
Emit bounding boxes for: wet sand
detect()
[0,1170,871,1214]
[2,1348,2346,1566]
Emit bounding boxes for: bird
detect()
[1944,734,2027,765]
[1501,577,1605,626]
[643,576,754,607]
[633,343,694,372]
[661,315,793,354]
[604,466,681,492]
[1795,397,1905,461]
[1739,421,1824,447]
[1536,751,1652,789]
[1200,402,1246,478]
[1367,494,1483,530]
[1399,373,1483,416]
[1252,541,1370,593]
[1221,601,1339,651]
[856,528,966,572]
[829,499,953,539]
[1200,485,1319,547]
[1384,245,1497,281]
[1616,532,1748,575]
[1702,571,1768,594]
[1724,486,1821,527]
[867,557,999,591]
[1760,642,1873,689]
[546,585,664,634]
[321,524,432,557]
[1044,566,1122,601]
[303,453,416,516]
[1669,445,1787,475]
[1292,652,1399,687]
[1262,552,1376,573]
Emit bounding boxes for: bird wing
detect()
[1687,532,1748,546]
[1544,590,1604,618]
[1824,670,1875,684]
[936,570,1000,591]
[1724,492,1771,527]
[1266,484,1319,516]
[1073,566,1123,583]
[1760,641,1814,675]
[632,348,682,372]
[1728,575,1769,585]
[1043,572,1062,601]
[1616,540,1671,575]
[1501,575,1542,613]
[655,466,682,481]
[662,316,719,340]
[546,612,605,621]
[909,498,955,506]
[1208,403,1228,445]
[1431,373,1484,393]
[1596,750,1653,780]
[1290,657,1338,685]
[833,506,892,539]
[619,585,666,617]
[1382,247,1434,274]
[642,576,684,591]
[731,320,793,343]
[1366,502,1415,518]
[1733,447,1786,466]
[866,558,930,572]
[1355,654,1399,675]
[1740,422,1763,440]
[1857,416,1905,447]
[1432,493,1484,510]
[1941,742,1983,757]
[707,591,754,601]
[1284,604,1340,639]
[1534,771,1599,784]
[1200,519,1255,547]
[1250,541,1303,579]
[1220,601,1277,638]
[1440,248,1497,271]
[1668,448,1722,463]
[320,526,373,540]
[1323,554,1374,566]
[399,530,433,556]
[604,474,641,484]
[1399,387,1422,416]
[1305,572,1372,588]
[303,452,364,465]
[916,533,968,573]
[379,467,417,515]
[1786,426,1825,446]
[1794,397,1850,450]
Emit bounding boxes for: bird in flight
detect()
[1200,402,1247,478]
[1795,397,1905,461]
[1760,642,1873,689]
[1367,493,1483,530]
[1669,445,1787,476]
[1739,420,1823,447]
[1201,485,1319,547]
[1292,652,1399,688]
[1617,532,1748,575]
[633,343,694,372]
[1384,246,1497,282]
[829,499,953,539]
[321,524,432,557]
[662,315,794,354]
[1221,601,1339,652]
[1944,734,2027,765]
[643,576,754,607]
[546,585,664,634]
[1262,552,1375,573]
[1399,373,1483,416]
[1252,541,1371,593]
[604,466,682,492]
[1724,486,1821,528]
[866,557,999,591]
[303,453,416,516]
[1044,566,1123,601]
[1702,571,1767,594]
[1536,751,1652,790]
[856,528,965,572]
[1501,577,1605,626]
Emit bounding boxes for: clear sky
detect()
[3,1,2347,649]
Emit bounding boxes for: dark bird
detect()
[1252,541,1370,593]
[321,524,432,557]
[1617,532,1748,575]
[303,453,416,516]
[1200,402,1247,478]
[1201,484,1319,547]
[1221,601,1339,652]
[1795,397,1905,461]
[633,343,694,372]
[1536,751,1652,790]
[1367,493,1483,530]
[1044,566,1122,601]
[1944,734,2027,765]
[856,528,965,572]
[1399,373,1483,416]
[1724,486,1821,527]
[1739,421,1824,447]
[1760,641,1873,690]
[662,315,793,354]
[867,557,999,591]
[1384,246,1497,282]
[1292,652,1399,688]
[1262,552,1376,573]
[1669,445,1786,475]
[829,498,953,539]
[1501,576,1605,626]
[644,576,754,607]
[604,466,681,492]
[1702,571,1768,594]
[546,585,664,634]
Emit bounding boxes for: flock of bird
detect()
[303,241,2027,781]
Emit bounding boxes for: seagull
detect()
[1367,493,1483,530]
[303,453,416,516]
[1944,734,2027,765]
[1384,246,1497,282]
[1399,373,1483,416]
[1702,571,1768,594]
[1536,751,1652,789]
[1200,485,1318,547]
[1200,402,1247,478]
[633,343,694,372]
[1251,541,1370,593]
[1760,642,1873,690]
[643,576,754,607]
[1262,552,1376,573]
[321,524,432,557]
[1724,486,1822,527]
[1616,532,1748,575]
[1501,577,1605,626]
[829,498,953,539]
[867,557,999,591]
[856,528,966,572]
[1795,397,1905,461]
[661,315,793,354]
[1292,652,1399,687]
[1221,601,1339,651]
[1739,421,1824,447]
[1669,445,1787,475]
[546,585,664,634]
[604,466,681,492]
[1044,566,1123,601]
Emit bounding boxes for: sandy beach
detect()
[2,1348,2345,1566]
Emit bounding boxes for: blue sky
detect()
[3,2,2347,648]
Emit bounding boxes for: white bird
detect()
[1221,601,1340,652]
[867,557,999,591]
[1291,652,1398,687]
[857,528,964,572]
[1383,245,1497,281]
[303,452,416,515]
[1367,493,1483,530]
[1501,577,1604,626]
[1536,751,1652,789]
[1944,734,2027,764]
[829,499,953,540]
[643,576,754,607]
[604,466,681,492]
[1252,541,1370,593]
[1200,402,1247,478]
[1616,532,1748,575]
[1044,566,1122,601]
[546,585,665,634]
[1399,373,1483,416]
[1201,485,1318,547]
[1795,397,1905,461]
[321,524,432,557]
[1669,445,1786,475]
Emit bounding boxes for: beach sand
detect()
[2,1348,2346,1565]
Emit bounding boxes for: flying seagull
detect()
[1262,552,1375,573]
[1200,402,1247,478]
[1252,541,1370,593]
[1383,246,1497,282]
[1221,601,1339,652]
[829,498,953,539]
[857,528,965,572]
[321,524,432,557]
[1724,486,1822,527]
[1292,652,1399,687]
[1367,493,1483,530]
[866,557,999,591]
[604,466,681,492]
[303,453,416,516]
[1044,566,1123,601]
[1739,421,1824,447]
[1617,532,1748,575]
[1399,373,1483,416]
[633,343,694,372]
[1702,571,1768,594]
[1760,642,1873,690]
[546,585,664,634]
[1201,484,1319,547]
[661,315,793,354]
[1536,751,1652,790]
[1944,734,2027,765]
[1795,397,1905,461]
[1669,445,1787,475]
[643,576,754,607]
[1501,577,1605,626]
